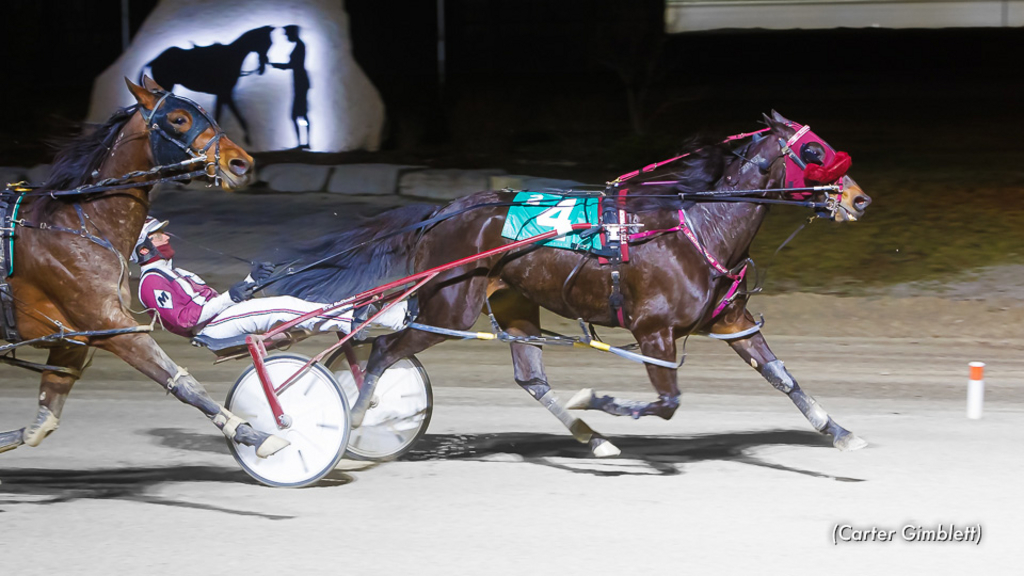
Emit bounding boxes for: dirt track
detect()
[2,191,1023,574]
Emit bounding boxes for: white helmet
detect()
[131,216,169,263]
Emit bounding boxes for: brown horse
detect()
[0,78,288,459]
[269,112,872,457]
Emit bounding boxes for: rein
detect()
[1,91,230,345]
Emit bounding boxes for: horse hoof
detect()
[566,388,595,410]
[590,436,620,458]
[256,435,290,458]
[23,406,60,448]
[834,431,868,451]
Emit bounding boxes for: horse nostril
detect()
[854,195,871,211]
[229,158,250,176]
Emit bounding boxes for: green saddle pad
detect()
[501,191,603,251]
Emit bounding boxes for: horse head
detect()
[239,25,275,75]
[754,111,872,222]
[126,76,255,190]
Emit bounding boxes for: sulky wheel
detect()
[225,354,350,487]
[324,344,432,461]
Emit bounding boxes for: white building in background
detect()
[89,0,385,153]
[665,0,1024,32]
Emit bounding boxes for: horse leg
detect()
[0,345,94,453]
[353,328,446,428]
[25,345,95,447]
[719,312,867,451]
[492,291,619,457]
[566,327,680,420]
[94,329,288,457]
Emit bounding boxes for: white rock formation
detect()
[87,0,384,153]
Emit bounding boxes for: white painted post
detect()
[967,362,985,419]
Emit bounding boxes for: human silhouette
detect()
[143,26,274,145]
[271,25,311,150]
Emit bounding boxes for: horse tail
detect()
[263,203,439,303]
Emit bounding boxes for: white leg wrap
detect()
[24,406,60,447]
[565,388,595,410]
[213,409,244,439]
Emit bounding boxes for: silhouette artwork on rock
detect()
[143,26,275,145]
[271,25,312,150]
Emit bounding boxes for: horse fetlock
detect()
[212,410,244,439]
[515,377,551,401]
[762,360,795,393]
[23,406,60,447]
[230,422,290,458]
[0,428,25,454]
[568,419,595,443]
[791,394,830,432]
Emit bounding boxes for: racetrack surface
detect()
[1,320,1022,575]
[2,192,1023,574]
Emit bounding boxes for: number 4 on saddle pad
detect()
[501,191,604,251]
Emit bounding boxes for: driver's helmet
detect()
[131,216,169,264]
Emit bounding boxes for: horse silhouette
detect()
[143,26,274,144]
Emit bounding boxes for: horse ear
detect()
[125,77,158,110]
[141,75,166,93]
[762,112,787,133]
[771,110,791,125]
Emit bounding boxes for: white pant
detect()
[197,296,408,339]
[197,295,354,336]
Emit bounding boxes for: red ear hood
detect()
[805,151,851,185]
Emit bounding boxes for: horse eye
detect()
[173,116,187,126]
[800,142,826,165]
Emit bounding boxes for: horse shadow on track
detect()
[0,428,858,515]
[405,430,865,482]
[143,426,861,481]
[0,428,355,518]
[0,465,304,519]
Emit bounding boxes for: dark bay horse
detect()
[144,26,275,144]
[0,78,288,459]
[270,112,873,457]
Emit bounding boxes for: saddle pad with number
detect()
[501,191,604,251]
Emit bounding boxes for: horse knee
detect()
[23,406,60,447]
[762,359,796,394]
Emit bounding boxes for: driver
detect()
[132,217,408,340]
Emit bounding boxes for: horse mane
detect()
[25,105,140,221]
[42,105,139,193]
[624,135,731,212]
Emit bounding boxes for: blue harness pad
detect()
[501,191,603,251]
